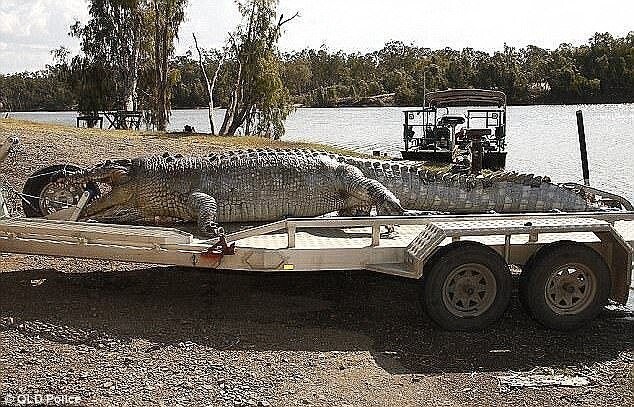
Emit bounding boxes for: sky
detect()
[0,0,633,74]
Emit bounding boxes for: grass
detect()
[0,118,367,157]
[0,118,454,171]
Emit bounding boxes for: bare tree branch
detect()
[193,32,217,135]
[211,54,225,101]
[278,11,299,28]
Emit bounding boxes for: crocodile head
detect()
[65,159,143,222]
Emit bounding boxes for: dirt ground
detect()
[0,120,632,406]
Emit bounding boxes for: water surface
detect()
[11,104,634,202]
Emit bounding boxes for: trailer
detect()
[0,138,632,331]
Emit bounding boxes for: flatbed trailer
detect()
[1,210,632,331]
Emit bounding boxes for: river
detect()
[9,104,634,202]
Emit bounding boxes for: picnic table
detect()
[76,115,103,129]
[102,111,143,130]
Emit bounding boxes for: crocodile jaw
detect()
[81,185,135,220]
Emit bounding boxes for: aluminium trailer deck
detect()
[0,212,632,293]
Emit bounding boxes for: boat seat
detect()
[464,128,492,139]
[494,126,505,140]
[438,115,466,126]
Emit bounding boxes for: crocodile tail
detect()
[345,159,590,213]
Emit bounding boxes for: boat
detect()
[401,89,508,170]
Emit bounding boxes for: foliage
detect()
[146,0,189,131]
[0,69,74,112]
[215,0,296,139]
[170,32,634,108]
[1,32,633,116]
[70,0,144,112]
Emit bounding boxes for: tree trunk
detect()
[227,104,251,135]
[153,0,170,132]
[126,19,141,112]
[193,33,219,135]
[219,58,242,135]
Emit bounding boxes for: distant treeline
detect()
[1,31,632,111]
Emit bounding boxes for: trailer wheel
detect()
[22,164,99,218]
[422,242,511,331]
[520,242,610,330]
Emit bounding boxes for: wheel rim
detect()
[39,182,84,215]
[441,263,497,317]
[544,263,596,315]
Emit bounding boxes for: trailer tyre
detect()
[422,242,512,331]
[22,164,99,218]
[520,242,610,331]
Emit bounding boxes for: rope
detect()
[24,167,82,180]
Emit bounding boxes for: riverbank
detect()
[0,119,632,407]
[0,118,360,190]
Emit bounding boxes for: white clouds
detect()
[1,0,633,74]
[273,0,634,53]
[176,0,240,54]
[176,0,634,56]
[0,0,88,73]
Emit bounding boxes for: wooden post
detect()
[576,110,590,186]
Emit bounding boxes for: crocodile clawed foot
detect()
[378,201,405,216]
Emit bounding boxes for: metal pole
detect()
[576,110,590,186]
[423,71,426,108]
[403,111,409,151]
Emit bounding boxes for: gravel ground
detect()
[0,119,633,406]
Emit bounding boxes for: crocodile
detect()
[60,148,592,236]
[62,150,405,236]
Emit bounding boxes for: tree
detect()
[147,0,188,131]
[70,57,114,118]
[218,0,298,139]
[3,31,634,113]
[193,33,224,134]
[71,0,144,112]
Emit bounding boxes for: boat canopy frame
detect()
[425,89,507,108]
